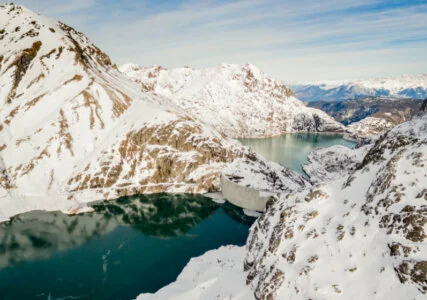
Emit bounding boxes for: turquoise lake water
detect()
[239,133,356,174]
[0,194,255,300]
[0,134,355,300]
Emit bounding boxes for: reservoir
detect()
[0,134,355,299]
[239,133,356,174]
[0,194,255,300]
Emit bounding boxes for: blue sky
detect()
[16,0,427,82]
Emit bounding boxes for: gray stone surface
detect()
[220,174,274,211]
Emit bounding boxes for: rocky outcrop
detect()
[345,116,395,140]
[308,97,423,125]
[308,97,423,140]
[244,113,427,299]
[223,158,310,192]
[120,63,345,138]
[0,4,252,220]
[302,144,369,184]
[139,112,427,299]
[67,118,245,200]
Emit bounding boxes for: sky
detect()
[14,0,427,82]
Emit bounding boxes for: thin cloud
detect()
[14,0,427,81]
[18,0,96,16]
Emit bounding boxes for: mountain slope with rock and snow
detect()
[0,4,274,221]
[302,144,369,184]
[309,97,423,125]
[139,102,427,299]
[291,74,427,102]
[119,63,345,138]
[309,97,424,140]
[345,116,396,140]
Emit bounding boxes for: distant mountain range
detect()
[308,97,424,125]
[290,74,427,102]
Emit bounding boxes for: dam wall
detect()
[220,174,276,211]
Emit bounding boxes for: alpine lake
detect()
[0,133,355,300]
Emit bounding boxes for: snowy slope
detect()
[302,144,369,184]
[346,116,395,139]
[292,74,427,102]
[0,4,258,221]
[245,112,427,299]
[223,158,310,192]
[119,63,344,138]
[140,108,427,299]
[137,246,252,300]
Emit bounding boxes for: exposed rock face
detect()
[139,114,427,299]
[346,116,395,140]
[224,158,310,192]
[0,4,250,220]
[119,63,345,138]
[308,97,423,125]
[292,75,427,102]
[308,97,423,140]
[67,118,245,200]
[302,144,369,184]
[244,113,427,299]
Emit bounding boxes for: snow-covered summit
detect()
[120,63,345,138]
[291,74,427,102]
[119,62,144,73]
[302,74,427,91]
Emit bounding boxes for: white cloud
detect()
[14,0,427,81]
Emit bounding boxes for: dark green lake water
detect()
[0,134,355,300]
[0,194,255,300]
[239,133,356,174]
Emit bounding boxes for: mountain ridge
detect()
[0,4,256,221]
[119,63,345,138]
[139,104,427,300]
[309,96,423,125]
[291,74,427,102]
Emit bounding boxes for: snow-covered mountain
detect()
[119,63,344,138]
[139,104,427,299]
[0,4,256,221]
[291,74,427,102]
[309,96,423,125]
[309,96,424,140]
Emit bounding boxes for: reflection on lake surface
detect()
[0,194,255,300]
[239,133,356,174]
[0,134,355,299]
